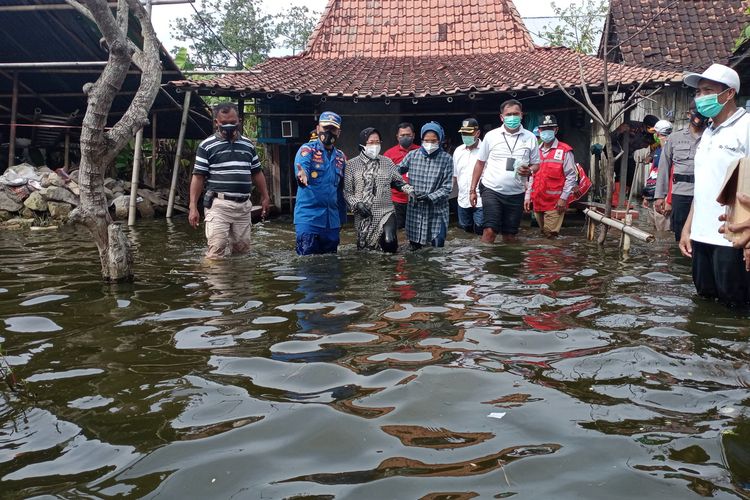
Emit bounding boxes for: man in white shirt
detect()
[470,99,540,243]
[679,63,750,307]
[453,118,483,235]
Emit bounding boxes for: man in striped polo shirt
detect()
[188,102,270,259]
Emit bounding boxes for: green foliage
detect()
[275,6,320,55]
[172,47,195,71]
[539,0,608,55]
[171,0,276,69]
[734,8,750,51]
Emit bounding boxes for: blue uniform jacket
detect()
[293,139,348,231]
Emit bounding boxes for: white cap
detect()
[654,119,672,135]
[683,63,740,93]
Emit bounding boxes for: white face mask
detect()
[423,142,439,154]
[364,144,381,158]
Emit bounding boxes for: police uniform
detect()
[293,112,348,255]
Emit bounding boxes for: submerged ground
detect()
[1,217,748,499]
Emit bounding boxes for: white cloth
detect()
[691,108,750,247]
[477,125,540,195]
[453,140,482,208]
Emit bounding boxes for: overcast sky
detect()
[149,0,583,56]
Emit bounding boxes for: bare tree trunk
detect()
[66,0,162,281]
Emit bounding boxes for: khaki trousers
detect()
[204,198,252,259]
[534,210,565,237]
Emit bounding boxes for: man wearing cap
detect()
[453,118,484,235]
[384,122,420,230]
[470,99,540,243]
[293,111,348,255]
[524,114,578,238]
[642,119,673,232]
[654,104,707,241]
[189,102,270,259]
[679,63,750,307]
[399,121,454,249]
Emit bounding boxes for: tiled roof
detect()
[608,0,750,71]
[303,0,535,58]
[170,47,681,98]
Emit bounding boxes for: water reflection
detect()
[0,221,748,498]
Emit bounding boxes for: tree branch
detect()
[555,80,606,128]
[610,86,664,125]
[575,52,605,124]
[116,0,128,34]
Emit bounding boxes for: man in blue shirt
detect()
[293,111,348,255]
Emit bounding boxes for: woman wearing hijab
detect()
[398,121,454,250]
[344,127,415,252]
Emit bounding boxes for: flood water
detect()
[1,217,749,499]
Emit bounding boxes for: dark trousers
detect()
[393,202,407,230]
[692,240,750,307]
[671,194,693,242]
[378,214,398,253]
[296,229,340,256]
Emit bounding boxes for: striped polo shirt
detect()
[193,134,261,196]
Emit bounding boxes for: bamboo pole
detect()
[150,113,157,188]
[8,72,18,167]
[128,129,144,226]
[583,208,654,242]
[166,90,192,218]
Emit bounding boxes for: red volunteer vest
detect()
[532,141,573,211]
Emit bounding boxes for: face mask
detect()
[461,135,476,147]
[364,144,381,158]
[653,134,661,146]
[219,124,238,139]
[422,142,438,154]
[539,130,555,143]
[320,131,337,146]
[503,115,522,130]
[695,88,730,119]
[398,136,414,148]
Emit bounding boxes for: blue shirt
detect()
[293,139,348,231]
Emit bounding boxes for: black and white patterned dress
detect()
[344,152,413,249]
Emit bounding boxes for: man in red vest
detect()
[524,114,578,237]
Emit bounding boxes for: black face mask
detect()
[219,124,238,139]
[690,111,709,128]
[320,131,337,146]
[398,136,414,148]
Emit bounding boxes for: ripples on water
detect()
[0,219,749,499]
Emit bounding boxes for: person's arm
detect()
[470,139,490,207]
[559,150,578,202]
[427,157,456,203]
[679,201,695,257]
[294,145,312,187]
[528,140,541,174]
[343,160,360,208]
[654,139,673,214]
[388,160,413,193]
[188,174,205,228]
[251,169,270,218]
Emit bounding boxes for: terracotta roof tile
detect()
[608,0,750,71]
[302,0,534,58]
[171,47,680,98]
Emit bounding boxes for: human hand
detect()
[296,169,308,187]
[398,164,409,175]
[469,191,477,208]
[678,230,692,258]
[654,198,664,213]
[355,202,372,218]
[556,198,567,214]
[523,199,532,213]
[642,198,650,208]
[261,196,270,219]
[517,166,531,177]
[415,192,430,203]
[188,207,200,228]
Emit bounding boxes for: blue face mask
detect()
[503,115,522,130]
[695,88,730,119]
[461,135,476,146]
[539,130,555,143]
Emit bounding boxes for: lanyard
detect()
[503,133,520,156]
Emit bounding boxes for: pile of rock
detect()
[0,164,185,229]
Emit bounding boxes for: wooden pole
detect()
[583,208,654,242]
[8,72,18,167]
[64,133,70,169]
[150,113,157,188]
[128,128,144,226]
[166,90,192,218]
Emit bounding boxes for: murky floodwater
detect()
[1,216,749,499]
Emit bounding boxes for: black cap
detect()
[458,118,480,134]
[539,114,558,128]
